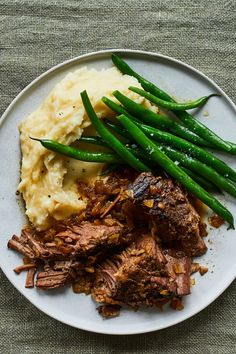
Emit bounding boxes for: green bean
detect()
[160,145,236,199]
[174,111,232,152]
[104,119,131,139]
[78,134,144,161]
[30,138,122,163]
[227,142,236,154]
[79,136,109,147]
[77,134,155,165]
[80,90,151,172]
[180,167,221,193]
[105,118,236,183]
[134,122,236,183]
[102,96,135,120]
[117,114,234,228]
[107,118,235,194]
[32,135,155,169]
[102,121,223,192]
[103,95,236,153]
[111,54,231,152]
[129,86,218,111]
[111,54,143,81]
[105,118,235,190]
[112,91,213,147]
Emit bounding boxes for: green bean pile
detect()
[32,54,236,228]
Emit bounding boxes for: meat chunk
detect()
[180,232,207,257]
[8,234,36,259]
[36,270,73,289]
[97,304,121,319]
[35,260,85,290]
[67,221,133,256]
[164,250,191,296]
[13,263,37,274]
[72,272,94,294]
[92,233,191,308]
[128,173,199,238]
[25,268,37,288]
[128,173,207,256]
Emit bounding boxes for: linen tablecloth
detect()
[1,1,236,353]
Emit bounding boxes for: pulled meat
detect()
[8,219,133,290]
[8,169,209,317]
[8,220,131,262]
[92,233,191,308]
[36,269,73,289]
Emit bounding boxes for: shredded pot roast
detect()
[8,168,209,318]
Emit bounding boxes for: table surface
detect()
[1,1,236,353]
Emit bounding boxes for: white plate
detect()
[0,49,236,335]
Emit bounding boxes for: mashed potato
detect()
[18,66,158,230]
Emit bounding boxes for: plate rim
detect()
[1,48,236,335]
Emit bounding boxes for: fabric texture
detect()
[0,0,236,353]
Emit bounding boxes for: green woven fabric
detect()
[1,0,236,352]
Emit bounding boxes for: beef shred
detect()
[8,170,208,317]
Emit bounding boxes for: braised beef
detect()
[97,304,121,319]
[67,221,133,255]
[8,221,130,260]
[13,263,37,274]
[8,220,133,289]
[8,170,210,316]
[128,173,207,256]
[25,268,37,288]
[36,270,73,289]
[92,233,191,308]
[72,271,94,294]
[163,250,191,296]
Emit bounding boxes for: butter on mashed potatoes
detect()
[18,66,159,230]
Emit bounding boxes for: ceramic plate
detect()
[0,49,236,335]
